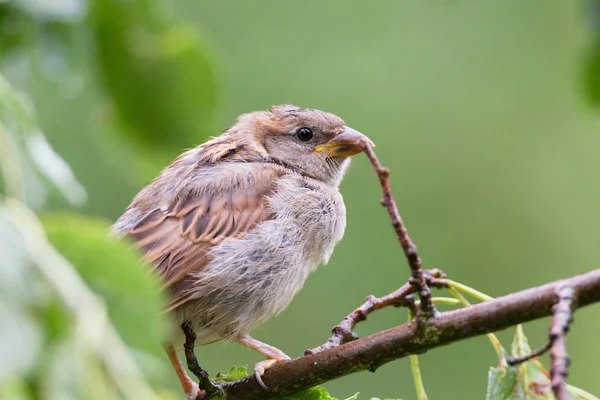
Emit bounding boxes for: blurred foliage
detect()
[92,0,218,152]
[584,0,600,103]
[41,213,168,356]
[0,64,171,398]
[1,0,600,399]
[0,74,86,208]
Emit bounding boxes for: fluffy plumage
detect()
[112,105,371,397]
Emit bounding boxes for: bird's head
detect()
[227,104,373,186]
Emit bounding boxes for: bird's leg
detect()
[181,321,225,399]
[234,335,291,391]
[163,344,199,400]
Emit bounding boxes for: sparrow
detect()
[111,104,373,399]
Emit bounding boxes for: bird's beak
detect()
[315,126,374,157]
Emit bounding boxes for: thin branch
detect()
[202,269,600,400]
[550,286,575,400]
[362,143,436,318]
[507,342,552,365]
[507,286,575,399]
[181,322,225,399]
[305,269,448,355]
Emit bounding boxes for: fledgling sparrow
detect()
[112,105,372,399]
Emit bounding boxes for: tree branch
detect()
[362,143,436,318]
[506,285,576,400]
[202,269,600,400]
[550,286,575,400]
[305,269,448,356]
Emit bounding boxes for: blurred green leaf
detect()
[1,199,169,400]
[0,5,30,58]
[91,0,218,152]
[0,299,42,384]
[43,336,124,400]
[41,212,168,356]
[583,43,600,105]
[0,376,33,400]
[8,0,87,22]
[0,73,86,207]
[0,209,42,385]
[584,0,600,105]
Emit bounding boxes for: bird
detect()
[111,104,373,399]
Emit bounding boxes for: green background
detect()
[4,0,600,399]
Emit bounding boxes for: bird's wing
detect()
[125,158,283,311]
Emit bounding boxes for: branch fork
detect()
[183,144,597,400]
[507,285,576,400]
[361,143,436,319]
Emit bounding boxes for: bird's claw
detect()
[253,356,291,391]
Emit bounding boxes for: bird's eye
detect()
[296,127,313,141]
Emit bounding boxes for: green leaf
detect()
[279,386,337,400]
[485,365,518,400]
[41,212,168,356]
[509,326,552,399]
[485,326,599,400]
[91,0,218,153]
[214,366,249,384]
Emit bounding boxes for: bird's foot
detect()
[253,354,291,391]
[234,335,291,391]
[183,382,200,400]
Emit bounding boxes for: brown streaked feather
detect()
[124,141,283,311]
[129,178,279,310]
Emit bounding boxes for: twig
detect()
[507,342,552,365]
[305,269,448,355]
[408,304,428,400]
[361,143,436,318]
[506,286,575,399]
[206,269,600,400]
[181,322,225,399]
[448,286,506,365]
[550,286,576,400]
